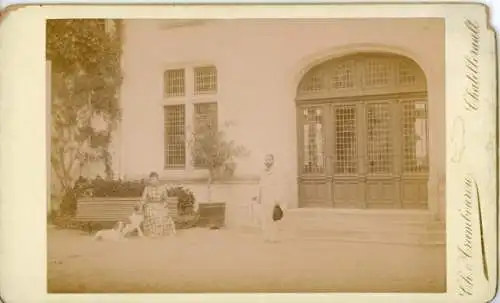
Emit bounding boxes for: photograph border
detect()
[0,2,497,302]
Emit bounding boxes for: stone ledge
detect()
[160,174,259,185]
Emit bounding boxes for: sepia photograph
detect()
[45,16,448,294]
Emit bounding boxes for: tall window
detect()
[164,105,186,168]
[163,65,218,170]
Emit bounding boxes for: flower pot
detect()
[197,202,226,228]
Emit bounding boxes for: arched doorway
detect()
[296,52,429,209]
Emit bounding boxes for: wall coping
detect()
[159,174,260,185]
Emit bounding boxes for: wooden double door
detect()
[297,97,429,209]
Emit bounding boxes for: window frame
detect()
[162,63,219,173]
[163,104,187,169]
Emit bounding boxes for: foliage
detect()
[167,186,196,214]
[57,177,196,215]
[47,19,123,194]
[59,187,79,217]
[90,178,146,198]
[54,177,201,230]
[190,120,249,201]
[69,177,146,199]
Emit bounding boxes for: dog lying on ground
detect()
[92,221,127,241]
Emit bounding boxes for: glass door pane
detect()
[401,100,429,174]
[366,103,393,174]
[302,107,325,174]
[334,105,358,175]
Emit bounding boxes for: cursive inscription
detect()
[464,19,481,111]
[457,175,489,295]
[457,175,474,295]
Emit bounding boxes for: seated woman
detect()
[138,172,176,237]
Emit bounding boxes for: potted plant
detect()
[190,120,249,228]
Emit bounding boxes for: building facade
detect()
[115,18,445,228]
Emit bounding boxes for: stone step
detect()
[281,221,445,233]
[237,226,445,246]
[281,230,446,246]
[235,209,445,245]
[283,209,436,222]
[281,210,441,229]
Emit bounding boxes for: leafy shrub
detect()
[90,178,145,197]
[59,189,78,216]
[167,186,196,215]
[57,177,196,213]
[55,177,199,230]
[190,120,249,202]
[58,176,90,217]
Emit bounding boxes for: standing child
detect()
[122,205,145,238]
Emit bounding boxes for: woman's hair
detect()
[149,171,159,179]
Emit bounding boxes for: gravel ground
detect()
[47,227,446,293]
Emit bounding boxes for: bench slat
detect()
[74,198,180,223]
[77,201,177,203]
[77,207,175,211]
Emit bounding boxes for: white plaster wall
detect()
[181,182,259,228]
[119,19,445,217]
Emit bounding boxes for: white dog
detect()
[92,221,127,241]
[122,206,145,238]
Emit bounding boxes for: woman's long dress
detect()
[141,185,175,237]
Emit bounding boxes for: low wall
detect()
[164,178,260,229]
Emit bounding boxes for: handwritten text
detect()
[464,19,481,111]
